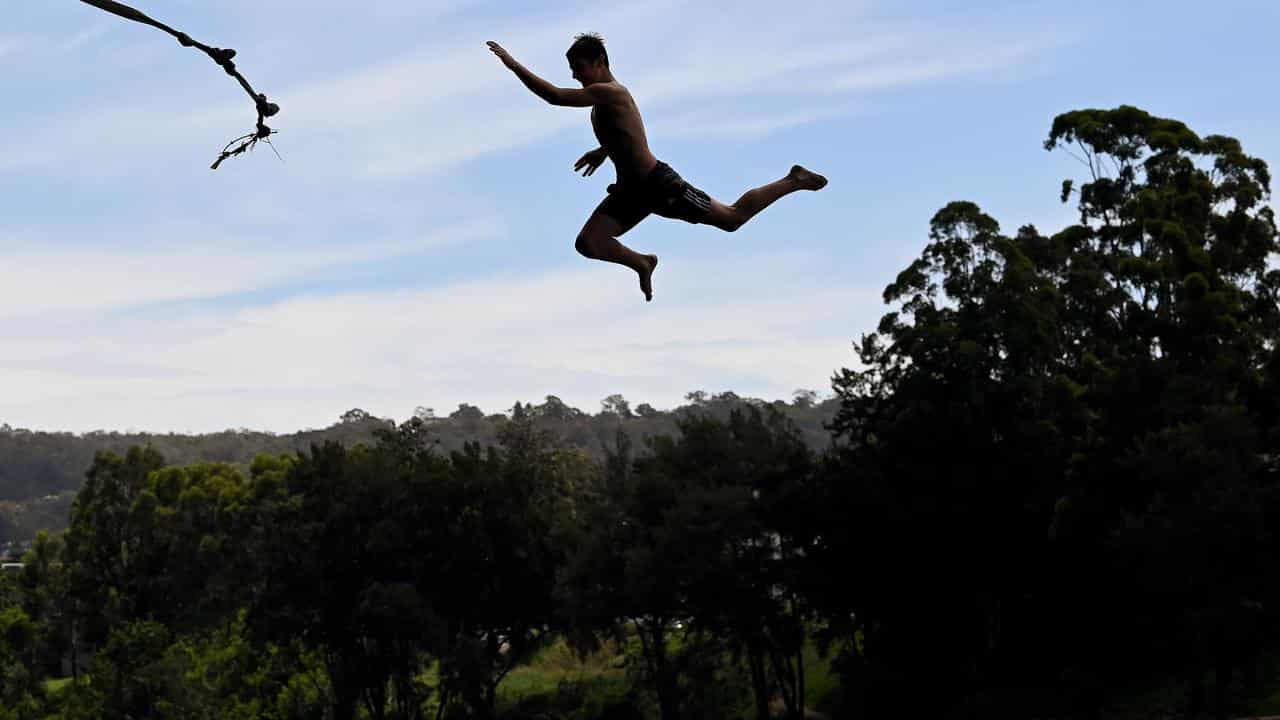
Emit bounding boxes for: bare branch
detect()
[1061,147,1091,169]
[1078,139,1098,183]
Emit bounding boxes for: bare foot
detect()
[789,165,828,191]
[638,254,658,302]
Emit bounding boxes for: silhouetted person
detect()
[488,34,827,302]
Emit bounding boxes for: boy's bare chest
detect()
[591,105,633,140]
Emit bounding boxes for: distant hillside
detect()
[0,392,839,542]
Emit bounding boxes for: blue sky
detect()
[2,0,1278,433]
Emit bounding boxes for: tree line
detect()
[0,392,838,509]
[2,105,1279,719]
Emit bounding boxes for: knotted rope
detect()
[78,0,280,169]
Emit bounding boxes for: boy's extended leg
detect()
[575,211,659,302]
[702,165,827,232]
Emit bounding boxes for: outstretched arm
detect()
[487,41,615,107]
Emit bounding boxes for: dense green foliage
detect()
[1,106,1278,719]
[821,105,1280,717]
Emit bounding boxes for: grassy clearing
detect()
[497,637,628,708]
[491,632,842,718]
[802,639,840,713]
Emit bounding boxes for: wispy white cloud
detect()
[0,2,1066,179]
[0,217,501,316]
[59,25,112,52]
[0,250,877,433]
[652,102,871,143]
[827,39,1060,92]
[0,35,28,58]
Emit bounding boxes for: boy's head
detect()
[566,33,609,85]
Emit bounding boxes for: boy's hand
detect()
[486,41,517,69]
[574,148,607,176]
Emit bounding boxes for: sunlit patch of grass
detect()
[495,637,635,717]
[803,640,841,713]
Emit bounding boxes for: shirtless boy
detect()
[487,34,827,302]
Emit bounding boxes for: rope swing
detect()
[78,0,280,169]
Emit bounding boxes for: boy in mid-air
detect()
[487,33,827,302]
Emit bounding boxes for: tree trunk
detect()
[768,647,797,717]
[112,663,124,716]
[70,622,79,682]
[1187,670,1204,718]
[434,687,451,720]
[797,638,806,720]
[483,632,499,720]
[792,596,806,720]
[482,680,498,720]
[747,643,772,720]
[1213,659,1233,720]
[640,620,680,720]
[393,665,423,720]
[335,695,358,720]
[329,655,361,720]
[363,680,387,720]
[656,673,680,720]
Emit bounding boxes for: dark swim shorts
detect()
[596,160,713,231]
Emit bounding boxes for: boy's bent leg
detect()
[576,211,659,302]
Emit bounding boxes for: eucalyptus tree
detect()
[824,106,1279,716]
